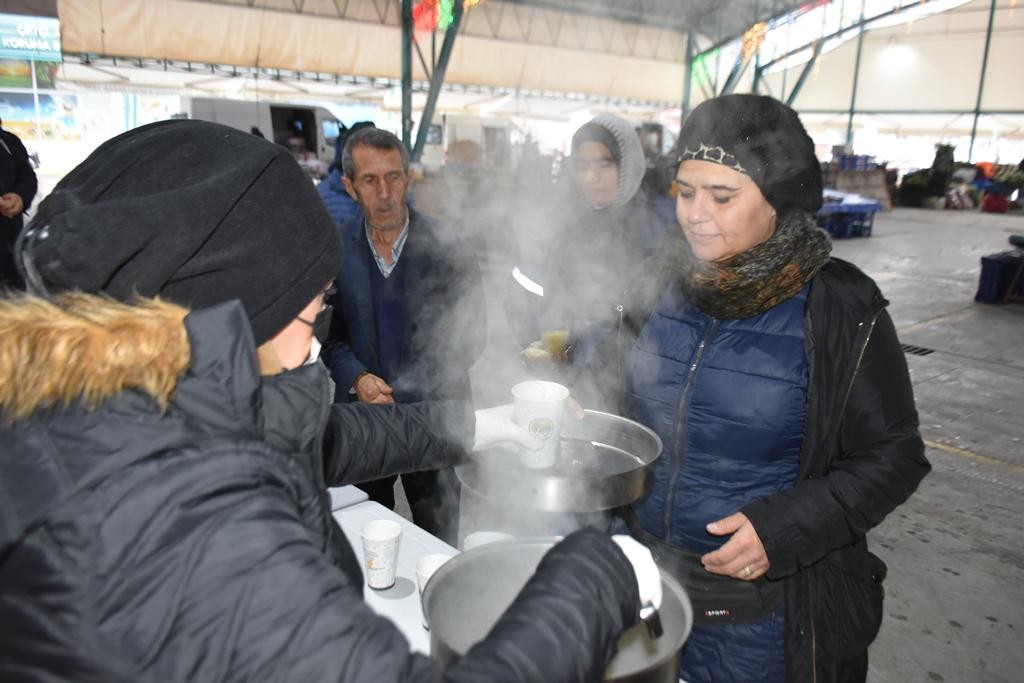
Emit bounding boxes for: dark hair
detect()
[571,122,621,167]
[342,128,410,179]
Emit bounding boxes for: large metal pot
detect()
[457,410,663,513]
[422,538,692,682]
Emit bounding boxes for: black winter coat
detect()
[0,126,38,286]
[504,190,662,349]
[591,256,931,682]
[0,299,640,683]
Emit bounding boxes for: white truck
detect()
[418,114,513,172]
[184,97,342,169]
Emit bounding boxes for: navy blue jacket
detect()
[0,127,38,286]
[322,208,485,404]
[628,280,809,682]
[316,169,363,227]
[629,282,808,552]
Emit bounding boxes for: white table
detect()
[328,485,368,510]
[333,501,458,654]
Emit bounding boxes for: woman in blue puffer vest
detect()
[583,95,931,683]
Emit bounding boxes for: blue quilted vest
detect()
[628,282,808,548]
[627,281,809,683]
[626,280,811,679]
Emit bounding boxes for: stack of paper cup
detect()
[511,380,570,468]
[361,519,402,590]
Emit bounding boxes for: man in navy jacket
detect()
[322,128,485,543]
[0,118,37,289]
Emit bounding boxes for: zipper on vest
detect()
[615,303,625,395]
[663,318,720,541]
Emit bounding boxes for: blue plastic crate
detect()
[836,154,877,171]
[817,211,875,239]
[975,250,1024,303]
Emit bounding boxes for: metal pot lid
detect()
[457,410,663,512]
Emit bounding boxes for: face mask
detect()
[304,334,322,366]
[297,305,333,341]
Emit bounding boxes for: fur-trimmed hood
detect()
[0,296,330,552]
[0,293,190,420]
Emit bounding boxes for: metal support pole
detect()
[751,0,763,94]
[413,40,433,80]
[30,57,43,141]
[845,2,867,147]
[720,54,750,96]
[712,30,722,94]
[681,31,695,134]
[411,1,464,163]
[752,25,763,92]
[969,0,998,162]
[785,41,822,106]
[780,13,791,101]
[401,0,413,150]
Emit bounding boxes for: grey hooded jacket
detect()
[505,114,660,348]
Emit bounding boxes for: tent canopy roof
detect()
[509,0,804,40]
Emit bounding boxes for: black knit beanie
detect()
[17,119,341,345]
[677,95,823,214]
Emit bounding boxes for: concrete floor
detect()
[828,209,1024,683]
[393,206,1024,682]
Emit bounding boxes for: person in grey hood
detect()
[0,120,662,683]
[505,114,663,353]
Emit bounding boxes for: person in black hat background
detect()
[583,95,930,682]
[0,116,38,290]
[0,120,663,683]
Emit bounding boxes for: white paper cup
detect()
[462,530,514,551]
[512,380,570,468]
[415,553,452,595]
[416,553,452,629]
[361,519,402,589]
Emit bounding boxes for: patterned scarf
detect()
[672,211,832,320]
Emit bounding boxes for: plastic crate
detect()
[816,211,875,239]
[975,250,1024,303]
[836,155,877,171]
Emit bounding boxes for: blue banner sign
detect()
[0,14,61,62]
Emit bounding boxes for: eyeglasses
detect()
[317,283,338,312]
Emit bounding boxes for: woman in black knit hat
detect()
[593,95,931,682]
[0,120,661,683]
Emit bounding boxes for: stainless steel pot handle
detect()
[639,602,663,639]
